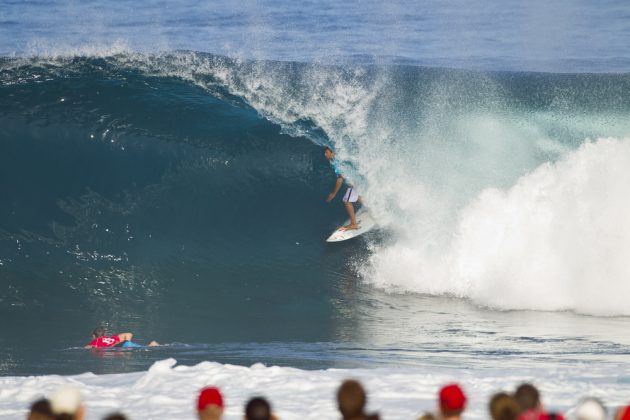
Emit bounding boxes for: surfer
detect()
[324,147,360,231]
[85,326,159,349]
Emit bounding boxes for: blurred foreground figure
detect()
[489,392,519,420]
[197,387,224,420]
[574,397,606,420]
[245,397,277,420]
[438,384,467,420]
[50,385,85,420]
[337,379,379,420]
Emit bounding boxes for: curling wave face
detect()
[2,53,630,323]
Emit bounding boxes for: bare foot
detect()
[148,341,160,347]
[340,223,360,231]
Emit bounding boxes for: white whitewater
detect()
[1,358,629,419]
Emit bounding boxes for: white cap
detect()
[575,398,606,420]
[50,385,82,415]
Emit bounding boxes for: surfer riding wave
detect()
[324,147,361,231]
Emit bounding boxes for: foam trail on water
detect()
[366,138,630,316]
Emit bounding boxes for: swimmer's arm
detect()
[117,332,133,342]
[327,176,343,202]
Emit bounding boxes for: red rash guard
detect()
[89,335,121,348]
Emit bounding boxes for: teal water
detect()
[2,55,630,375]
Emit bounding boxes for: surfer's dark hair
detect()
[324,146,333,153]
[92,326,106,337]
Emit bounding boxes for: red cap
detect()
[197,387,224,411]
[619,406,630,420]
[439,384,467,411]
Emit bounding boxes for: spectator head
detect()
[543,414,565,420]
[439,384,467,418]
[245,397,273,420]
[616,405,630,420]
[92,326,106,338]
[197,387,224,420]
[574,398,606,420]
[489,392,520,420]
[515,383,541,413]
[28,398,53,420]
[103,414,128,420]
[50,385,85,420]
[337,379,367,419]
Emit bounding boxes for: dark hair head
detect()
[245,397,271,420]
[489,392,520,420]
[514,383,540,412]
[92,326,106,338]
[324,146,333,153]
[337,379,367,419]
[55,415,77,420]
[28,398,53,419]
[103,414,128,420]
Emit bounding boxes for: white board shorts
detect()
[342,187,359,203]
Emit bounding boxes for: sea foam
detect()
[1,358,628,420]
[366,137,630,316]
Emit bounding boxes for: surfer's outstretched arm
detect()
[327,176,344,202]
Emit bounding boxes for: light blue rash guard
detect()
[330,158,364,189]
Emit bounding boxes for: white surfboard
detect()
[326,209,377,242]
